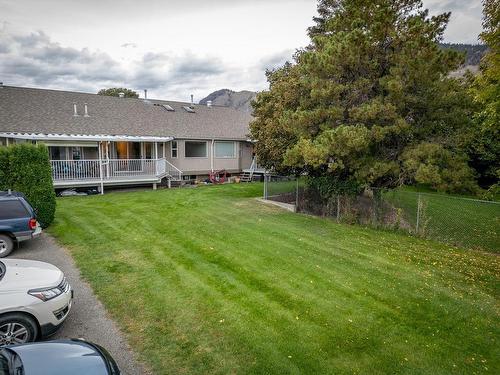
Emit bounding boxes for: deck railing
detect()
[165,160,182,181]
[51,158,182,182]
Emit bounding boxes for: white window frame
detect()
[171,141,178,158]
[214,141,236,159]
[184,141,208,158]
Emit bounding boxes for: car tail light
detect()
[29,218,37,230]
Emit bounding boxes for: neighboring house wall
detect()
[166,139,252,175]
[240,142,254,170]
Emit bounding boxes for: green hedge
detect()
[0,143,56,227]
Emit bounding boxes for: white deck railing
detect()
[165,160,182,181]
[51,158,182,182]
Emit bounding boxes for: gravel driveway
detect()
[11,234,149,375]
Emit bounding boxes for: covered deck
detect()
[1,132,182,192]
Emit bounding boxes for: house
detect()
[0,85,258,192]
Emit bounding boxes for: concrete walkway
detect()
[11,234,150,375]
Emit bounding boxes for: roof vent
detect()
[0,82,3,88]
[84,103,90,117]
[118,92,125,98]
[206,100,212,108]
[144,89,148,99]
[190,94,194,105]
[182,106,195,113]
[73,103,79,117]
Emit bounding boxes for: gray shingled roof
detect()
[0,86,253,140]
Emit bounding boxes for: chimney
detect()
[0,82,3,88]
[144,89,148,99]
[206,100,212,108]
[84,103,90,117]
[73,103,79,117]
[190,94,194,106]
[118,92,125,98]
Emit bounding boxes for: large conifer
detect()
[251,0,477,192]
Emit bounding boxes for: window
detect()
[171,141,178,158]
[0,200,28,219]
[49,146,66,160]
[144,143,153,159]
[115,142,141,159]
[71,147,82,160]
[185,141,207,158]
[182,106,195,113]
[214,141,235,158]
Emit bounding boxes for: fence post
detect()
[416,193,421,235]
[263,173,268,199]
[336,195,340,222]
[295,177,299,212]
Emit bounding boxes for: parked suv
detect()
[0,259,73,346]
[0,192,42,257]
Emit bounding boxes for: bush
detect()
[0,144,56,227]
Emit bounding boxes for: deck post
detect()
[153,182,157,190]
[105,141,110,178]
[168,178,171,189]
[98,141,104,195]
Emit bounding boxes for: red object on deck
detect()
[209,169,227,184]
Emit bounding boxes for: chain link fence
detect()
[263,175,500,252]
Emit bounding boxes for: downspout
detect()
[210,139,215,173]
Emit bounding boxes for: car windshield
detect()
[0,348,24,375]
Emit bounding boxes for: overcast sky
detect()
[0,0,483,102]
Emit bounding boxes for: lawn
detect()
[49,183,499,374]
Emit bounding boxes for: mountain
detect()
[440,43,487,77]
[440,43,488,66]
[201,45,487,112]
[199,89,256,113]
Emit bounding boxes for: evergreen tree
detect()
[250,0,477,193]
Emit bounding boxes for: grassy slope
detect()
[49,184,499,374]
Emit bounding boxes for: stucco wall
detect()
[165,139,251,174]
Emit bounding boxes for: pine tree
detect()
[250,0,477,193]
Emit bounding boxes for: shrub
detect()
[0,144,56,227]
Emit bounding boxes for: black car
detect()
[0,339,120,375]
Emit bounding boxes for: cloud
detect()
[259,49,294,71]
[0,28,275,100]
[130,51,225,91]
[0,29,231,97]
[0,29,125,91]
[423,0,482,43]
[121,42,137,48]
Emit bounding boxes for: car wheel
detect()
[0,235,14,258]
[0,314,38,346]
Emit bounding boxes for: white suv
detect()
[0,259,73,346]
